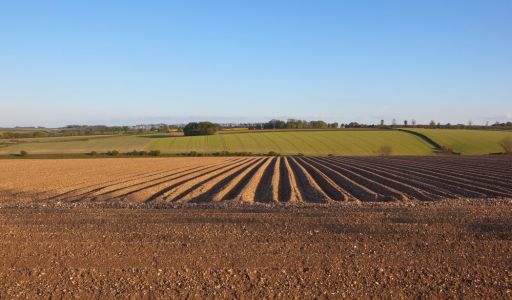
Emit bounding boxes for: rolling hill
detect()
[0,130,433,156]
[405,129,512,155]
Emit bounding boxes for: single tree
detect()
[377,145,393,156]
[499,136,512,154]
[183,122,220,136]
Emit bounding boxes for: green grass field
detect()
[406,128,512,155]
[0,134,118,143]
[0,130,433,156]
[0,135,149,155]
[142,130,433,155]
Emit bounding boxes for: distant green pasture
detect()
[0,130,434,156]
[406,128,512,154]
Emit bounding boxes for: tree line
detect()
[3,120,511,140]
[247,119,340,130]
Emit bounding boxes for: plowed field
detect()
[1,156,510,206]
[1,203,511,298]
[0,157,511,298]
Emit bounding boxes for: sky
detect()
[1,0,511,127]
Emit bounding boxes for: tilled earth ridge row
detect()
[336,156,511,196]
[0,156,510,204]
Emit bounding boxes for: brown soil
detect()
[0,201,511,298]
[0,156,511,297]
[1,156,510,205]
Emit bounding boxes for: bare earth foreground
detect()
[0,203,511,298]
[0,156,511,298]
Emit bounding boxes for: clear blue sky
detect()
[1,0,511,127]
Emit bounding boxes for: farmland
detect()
[406,128,512,155]
[1,156,510,205]
[0,156,511,298]
[146,130,433,155]
[0,135,148,155]
[1,131,511,298]
[1,202,511,298]
[0,130,433,156]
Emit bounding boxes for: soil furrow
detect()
[2,156,510,206]
[173,159,263,203]
[282,157,303,203]
[253,157,279,203]
[48,166,177,201]
[384,156,512,180]
[85,159,245,203]
[319,158,408,201]
[277,157,292,202]
[302,158,377,201]
[157,158,258,203]
[295,157,348,201]
[308,157,433,201]
[396,156,512,174]
[77,162,223,201]
[325,157,443,201]
[134,158,252,203]
[287,157,331,203]
[345,157,509,198]
[332,157,460,199]
[381,157,512,191]
[235,157,275,203]
[215,158,269,202]
[340,157,487,198]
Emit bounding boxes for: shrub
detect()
[19,150,28,156]
[377,145,393,156]
[439,146,458,155]
[183,122,220,136]
[149,150,161,156]
[188,151,198,156]
[499,136,512,154]
[267,151,279,156]
[127,150,149,156]
[89,151,97,156]
[212,151,230,156]
[106,150,119,156]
